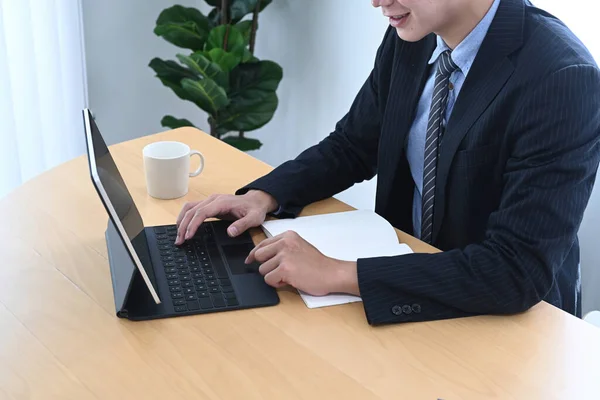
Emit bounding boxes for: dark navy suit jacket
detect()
[238,0,600,324]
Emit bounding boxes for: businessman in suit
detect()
[176,0,600,324]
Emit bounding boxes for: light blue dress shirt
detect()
[407,0,500,239]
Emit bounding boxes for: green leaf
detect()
[149,58,198,100]
[229,60,283,97]
[154,6,212,50]
[207,48,241,72]
[206,25,245,53]
[181,77,229,115]
[222,136,263,151]
[216,91,278,133]
[236,20,254,44]
[176,52,228,89]
[161,116,196,129]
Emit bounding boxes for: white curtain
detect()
[0,0,88,199]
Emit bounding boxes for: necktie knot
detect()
[437,50,459,78]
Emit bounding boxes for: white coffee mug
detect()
[143,141,205,199]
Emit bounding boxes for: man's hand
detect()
[175,190,278,245]
[246,230,360,296]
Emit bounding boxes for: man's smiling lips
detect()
[386,12,411,28]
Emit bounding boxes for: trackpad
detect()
[222,243,257,275]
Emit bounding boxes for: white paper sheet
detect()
[261,210,414,308]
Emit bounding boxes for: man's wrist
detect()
[330,259,360,296]
[246,190,279,214]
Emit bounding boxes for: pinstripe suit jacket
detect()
[238,0,600,324]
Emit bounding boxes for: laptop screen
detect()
[84,109,159,301]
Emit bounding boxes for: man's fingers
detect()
[176,196,218,244]
[176,202,197,228]
[184,201,228,240]
[264,267,287,289]
[246,235,284,264]
[257,256,281,276]
[252,240,286,264]
[227,211,262,237]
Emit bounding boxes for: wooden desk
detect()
[1,128,599,400]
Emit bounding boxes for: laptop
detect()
[83,109,279,320]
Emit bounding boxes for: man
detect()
[176,0,600,325]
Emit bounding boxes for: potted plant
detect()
[149,0,282,151]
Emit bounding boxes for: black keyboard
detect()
[153,225,239,313]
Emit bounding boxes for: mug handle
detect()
[189,150,205,177]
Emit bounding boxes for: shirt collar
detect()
[428,0,501,76]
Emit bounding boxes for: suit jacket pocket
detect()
[452,144,497,169]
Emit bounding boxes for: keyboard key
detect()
[157,239,171,245]
[225,298,239,307]
[165,267,177,273]
[186,294,197,301]
[197,250,206,256]
[195,284,207,291]
[182,281,193,288]
[162,256,174,262]
[156,234,168,240]
[189,260,199,267]
[193,279,205,286]
[219,279,231,286]
[180,275,191,282]
[171,292,184,299]
[183,288,195,295]
[174,305,187,312]
[154,227,167,234]
[167,226,177,232]
[197,291,209,298]
[166,273,178,280]
[168,279,181,286]
[221,286,234,293]
[164,262,176,267]
[160,250,172,256]
[223,292,236,300]
[211,294,226,308]
[202,263,211,269]
[199,297,213,309]
[208,280,218,287]
[175,258,186,264]
[158,245,171,251]
[188,254,198,260]
[206,274,215,280]
[173,299,186,306]
[177,264,189,270]
[202,268,213,275]
[192,273,203,279]
[190,266,201,273]
[187,300,200,310]
[169,286,182,293]
[210,287,220,294]
[178,270,190,276]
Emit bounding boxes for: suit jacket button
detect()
[402,305,412,315]
[392,305,403,316]
[412,304,421,314]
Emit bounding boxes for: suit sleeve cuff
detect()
[357,257,424,325]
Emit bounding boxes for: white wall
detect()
[83,0,600,312]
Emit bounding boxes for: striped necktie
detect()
[421,50,459,244]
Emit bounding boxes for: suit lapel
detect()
[377,35,435,215]
[432,0,525,242]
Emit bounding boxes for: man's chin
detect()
[394,28,427,42]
